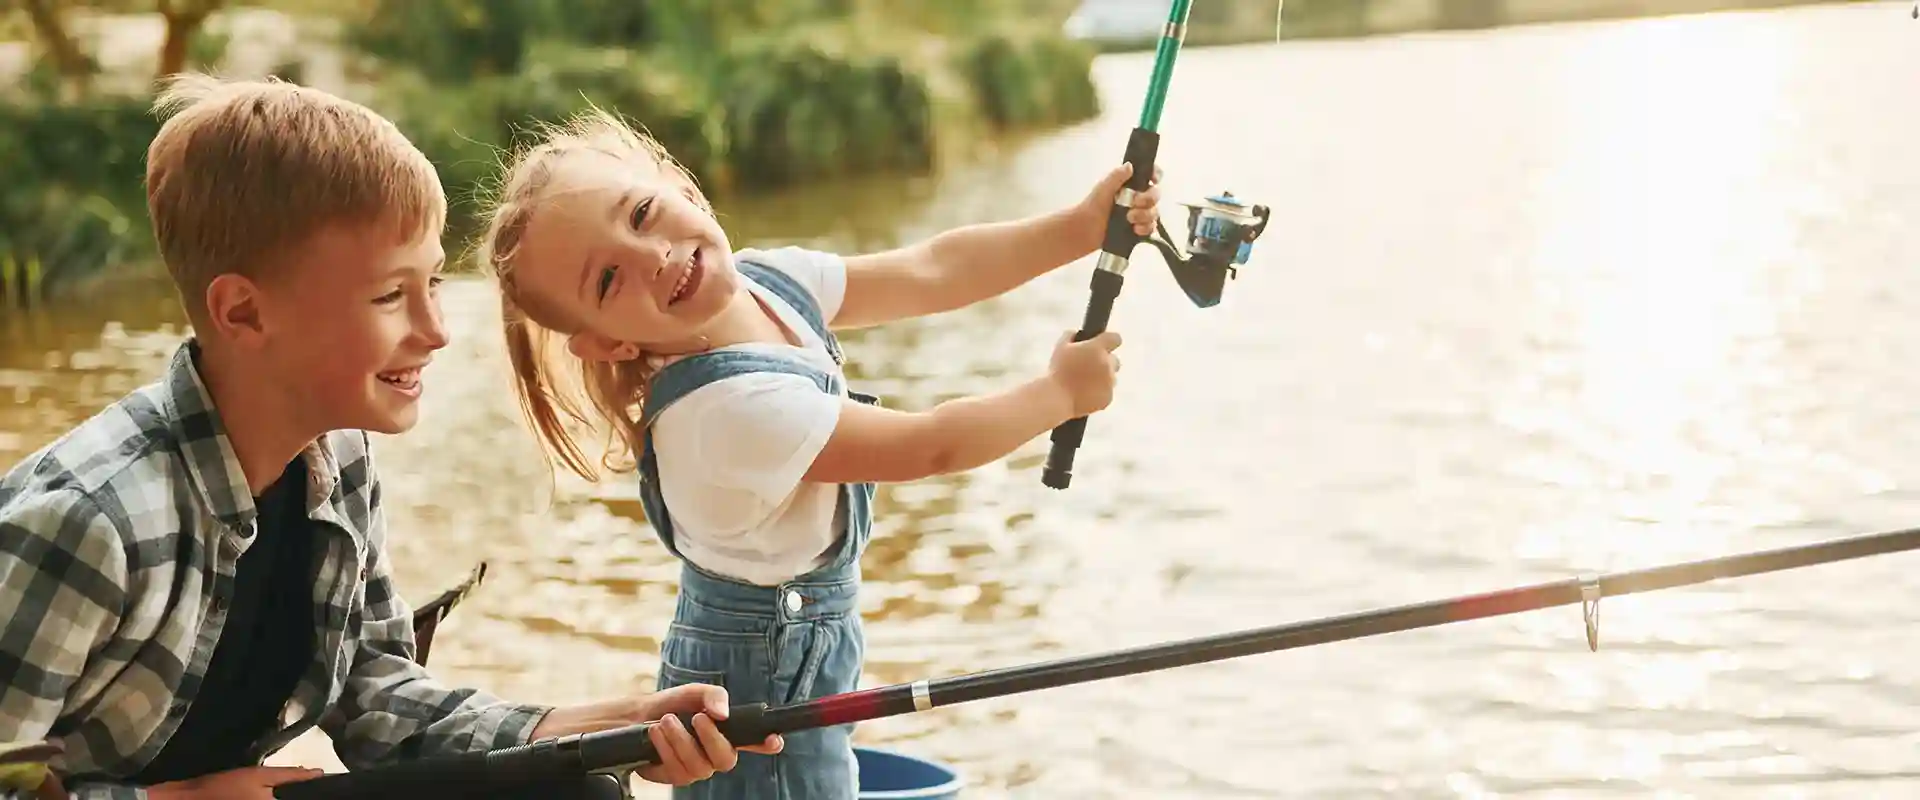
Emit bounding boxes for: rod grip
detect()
[574,704,776,772]
[272,749,539,800]
[1041,268,1125,491]
[1042,128,1157,491]
[272,705,776,800]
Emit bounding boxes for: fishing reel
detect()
[1144,191,1271,308]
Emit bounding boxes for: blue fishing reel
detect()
[1143,191,1271,308]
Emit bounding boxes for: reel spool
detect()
[1146,190,1271,308]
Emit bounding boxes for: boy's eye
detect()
[629,197,652,229]
[597,265,617,301]
[375,277,444,305]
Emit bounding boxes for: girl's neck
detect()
[691,286,802,351]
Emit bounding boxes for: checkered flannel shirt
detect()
[0,340,551,798]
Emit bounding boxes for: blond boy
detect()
[0,75,776,800]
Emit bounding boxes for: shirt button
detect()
[784,591,802,614]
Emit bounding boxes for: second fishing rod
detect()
[274,525,1920,799]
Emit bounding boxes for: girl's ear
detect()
[567,331,640,363]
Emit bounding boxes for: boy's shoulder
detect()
[1,374,179,540]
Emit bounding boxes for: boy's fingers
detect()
[665,715,714,781]
[689,714,740,773]
[245,766,327,785]
[647,721,694,784]
[741,734,785,755]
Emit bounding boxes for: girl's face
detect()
[513,151,736,359]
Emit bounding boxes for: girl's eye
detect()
[375,288,403,305]
[598,265,617,301]
[629,197,652,229]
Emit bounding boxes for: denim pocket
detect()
[660,622,775,704]
[657,650,727,691]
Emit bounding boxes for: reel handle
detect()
[1042,128,1159,491]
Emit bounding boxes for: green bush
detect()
[957,27,1100,130]
[2,1,1105,301]
[0,95,157,303]
[709,30,940,186]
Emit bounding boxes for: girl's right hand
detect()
[1047,330,1123,417]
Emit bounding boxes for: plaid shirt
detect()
[0,340,551,798]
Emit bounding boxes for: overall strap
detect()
[641,350,834,428]
[736,258,844,363]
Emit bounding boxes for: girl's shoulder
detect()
[733,246,849,325]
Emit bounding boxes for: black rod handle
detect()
[1042,127,1158,490]
[274,705,776,800]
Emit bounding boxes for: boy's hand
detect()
[1076,162,1165,246]
[532,684,783,787]
[147,766,324,800]
[1048,330,1124,417]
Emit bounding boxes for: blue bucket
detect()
[855,746,963,799]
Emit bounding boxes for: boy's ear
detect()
[566,332,639,363]
[204,274,268,346]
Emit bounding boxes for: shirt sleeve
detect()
[654,373,842,529]
[741,246,849,326]
[0,489,130,790]
[316,436,552,769]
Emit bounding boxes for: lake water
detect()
[6,3,1920,797]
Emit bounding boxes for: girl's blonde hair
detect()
[474,107,713,484]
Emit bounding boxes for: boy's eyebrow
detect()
[375,256,445,281]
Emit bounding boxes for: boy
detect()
[0,74,778,800]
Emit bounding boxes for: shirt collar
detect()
[158,338,343,530]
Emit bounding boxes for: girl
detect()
[475,108,1162,799]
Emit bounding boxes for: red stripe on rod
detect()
[1444,585,1575,623]
[810,686,898,726]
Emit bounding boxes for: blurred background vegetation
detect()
[0,0,1860,308]
[0,0,1103,306]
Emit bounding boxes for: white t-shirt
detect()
[648,246,852,586]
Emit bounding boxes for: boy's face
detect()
[247,223,448,436]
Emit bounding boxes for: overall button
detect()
[784,590,802,614]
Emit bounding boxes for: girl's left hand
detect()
[1078,162,1166,240]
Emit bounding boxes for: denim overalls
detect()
[637,259,875,800]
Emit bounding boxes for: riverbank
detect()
[1069,0,1864,50]
[1283,0,1867,38]
[0,4,1100,306]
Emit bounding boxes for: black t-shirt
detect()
[131,456,319,785]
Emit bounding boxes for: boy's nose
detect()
[414,294,450,350]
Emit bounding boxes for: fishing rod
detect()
[274,525,1920,799]
[1042,0,1276,490]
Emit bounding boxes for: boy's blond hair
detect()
[473,107,711,485]
[145,73,445,323]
